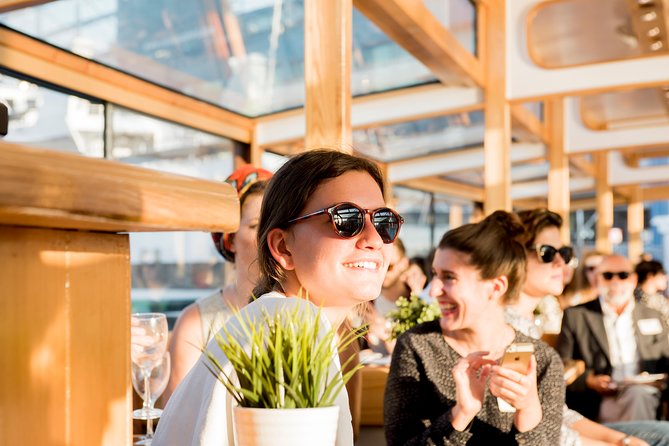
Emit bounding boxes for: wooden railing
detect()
[0,141,238,445]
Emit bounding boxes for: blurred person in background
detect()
[562,251,605,308]
[363,237,426,354]
[558,254,669,424]
[635,260,669,329]
[164,165,272,402]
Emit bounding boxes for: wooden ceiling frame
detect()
[353,0,484,87]
[0,27,254,143]
[0,0,52,13]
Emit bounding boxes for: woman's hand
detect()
[489,355,542,432]
[450,352,496,431]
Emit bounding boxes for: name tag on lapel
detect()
[638,318,663,335]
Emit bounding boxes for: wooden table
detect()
[360,365,390,426]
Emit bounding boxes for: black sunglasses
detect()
[530,244,575,265]
[285,202,404,244]
[601,271,631,281]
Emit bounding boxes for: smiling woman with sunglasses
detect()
[154,149,402,446]
[505,209,662,446]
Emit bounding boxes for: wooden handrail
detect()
[0,141,239,233]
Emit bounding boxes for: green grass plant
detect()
[202,303,364,409]
[387,295,440,339]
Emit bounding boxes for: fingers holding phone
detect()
[490,343,541,411]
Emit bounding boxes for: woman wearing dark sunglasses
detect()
[505,208,665,446]
[384,211,565,445]
[154,149,403,446]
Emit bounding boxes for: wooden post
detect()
[0,142,238,445]
[304,0,352,150]
[546,98,570,243]
[449,204,464,229]
[628,187,645,262]
[482,0,511,213]
[595,152,613,253]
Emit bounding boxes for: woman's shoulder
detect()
[514,331,562,369]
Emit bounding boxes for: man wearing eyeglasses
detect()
[557,254,669,425]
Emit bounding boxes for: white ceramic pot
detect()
[233,405,339,446]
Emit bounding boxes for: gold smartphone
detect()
[497,343,534,413]
[500,343,534,375]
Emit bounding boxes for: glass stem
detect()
[143,370,151,411]
[146,416,154,439]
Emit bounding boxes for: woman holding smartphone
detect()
[384,211,564,445]
[154,149,404,445]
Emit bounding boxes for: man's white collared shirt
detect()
[599,296,640,382]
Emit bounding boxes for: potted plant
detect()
[202,303,363,446]
[387,295,440,340]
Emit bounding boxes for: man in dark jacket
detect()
[558,254,669,422]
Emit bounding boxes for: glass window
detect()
[108,106,236,326]
[424,0,477,55]
[0,72,104,156]
[0,0,448,116]
[354,110,484,162]
[393,186,466,257]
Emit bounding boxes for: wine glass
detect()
[132,352,170,445]
[132,352,170,419]
[130,313,168,420]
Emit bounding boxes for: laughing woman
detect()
[153,149,404,445]
[384,211,564,445]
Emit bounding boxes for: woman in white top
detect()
[164,165,272,402]
[153,149,404,446]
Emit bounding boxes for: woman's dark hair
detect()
[438,210,527,304]
[635,260,666,285]
[253,149,386,297]
[515,208,563,250]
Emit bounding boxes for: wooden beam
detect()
[628,186,644,263]
[353,0,483,86]
[570,196,626,211]
[397,177,484,202]
[642,186,669,202]
[483,0,511,213]
[513,197,548,210]
[0,27,253,143]
[511,103,548,145]
[255,84,482,148]
[595,152,613,253]
[449,204,464,229]
[546,98,570,243]
[304,0,352,150]
[0,141,239,233]
[569,155,596,178]
[1,228,131,446]
[249,126,264,167]
[0,0,52,12]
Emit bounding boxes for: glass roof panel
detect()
[425,0,477,55]
[0,0,454,117]
[353,110,484,163]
